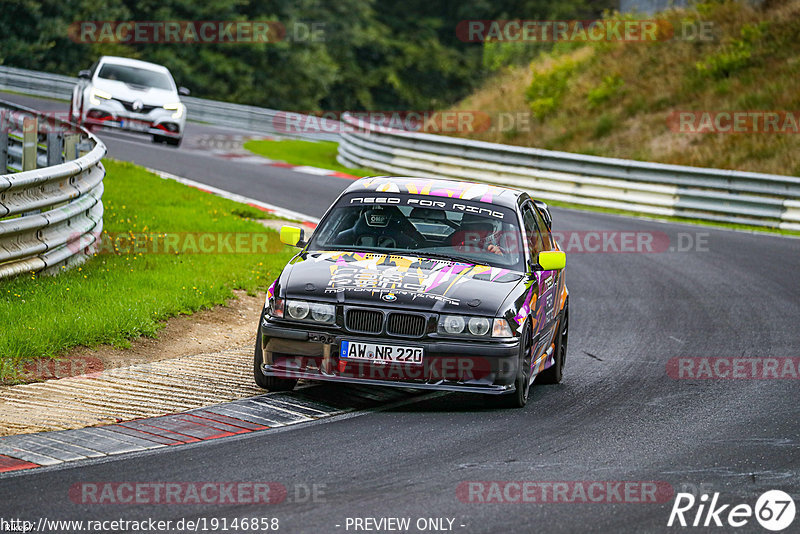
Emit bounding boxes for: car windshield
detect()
[308,193,525,271]
[97,64,174,91]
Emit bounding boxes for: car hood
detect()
[93,79,178,105]
[282,251,524,315]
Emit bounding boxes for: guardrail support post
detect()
[46,132,63,166]
[22,117,37,171]
[0,113,7,173]
[64,134,79,161]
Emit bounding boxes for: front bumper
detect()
[259,319,521,395]
[84,102,184,138]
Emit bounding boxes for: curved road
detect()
[1,93,798,533]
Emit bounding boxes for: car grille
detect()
[345,309,383,334]
[386,313,426,337]
[114,98,158,114]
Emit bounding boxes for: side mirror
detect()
[535,250,565,271]
[78,70,92,80]
[178,86,190,96]
[280,225,305,247]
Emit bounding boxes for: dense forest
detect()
[1,0,613,111]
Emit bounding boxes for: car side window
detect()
[521,203,544,262]
[532,207,552,251]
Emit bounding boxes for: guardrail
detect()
[336,113,800,231]
[0,65,340,142]
[0,99,105,280]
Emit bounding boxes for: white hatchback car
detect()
[70,56,189,146]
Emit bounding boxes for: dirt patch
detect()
[16,290,262,382]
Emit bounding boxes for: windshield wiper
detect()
[411,249,488,266]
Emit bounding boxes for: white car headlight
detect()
[163,102,184,119]
[89,87,112,106]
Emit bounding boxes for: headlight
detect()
[89,87,112,105]
[163,102,184,119]
[310,303,335,324]
[286,300,310,320]
[439,315,512,338]
[284,300,336,325]
[468,317,491,336]
[442,315,465,334]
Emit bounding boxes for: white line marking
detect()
[146,167,319,224]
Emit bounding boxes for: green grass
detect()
[450,1,800,177]
[0,159,295,383]
[243,139,375,177]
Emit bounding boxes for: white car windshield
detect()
[97,64,173,91]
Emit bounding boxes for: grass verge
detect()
[0,159,295,383]
[243,139,375,177]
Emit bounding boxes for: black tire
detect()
[253,328,298,392]
[485,323,533,408]
[537,306,569,385]
[165,136,182,147]
[152,135,165,144]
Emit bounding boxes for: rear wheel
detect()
[253,327,298,392]
[485,323,533,409]
[537,306,569,385]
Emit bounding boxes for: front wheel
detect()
[253,329,297,392]
[485,323,533,409]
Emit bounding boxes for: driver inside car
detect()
[453,214,508,256]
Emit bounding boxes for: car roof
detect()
[98,56,171,74]
[343,176,525,209]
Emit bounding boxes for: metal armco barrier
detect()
[0,65,341,142]
[336,113,800,231]
[0,99,106,280]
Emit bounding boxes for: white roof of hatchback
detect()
[98,56,171,74]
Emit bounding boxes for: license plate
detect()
[340,341,423,365]
[123,119,150,132]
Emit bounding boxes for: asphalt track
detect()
[1,93,798,533]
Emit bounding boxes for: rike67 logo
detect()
[668,490,795,531]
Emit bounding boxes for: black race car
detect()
[255,177,568,407]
